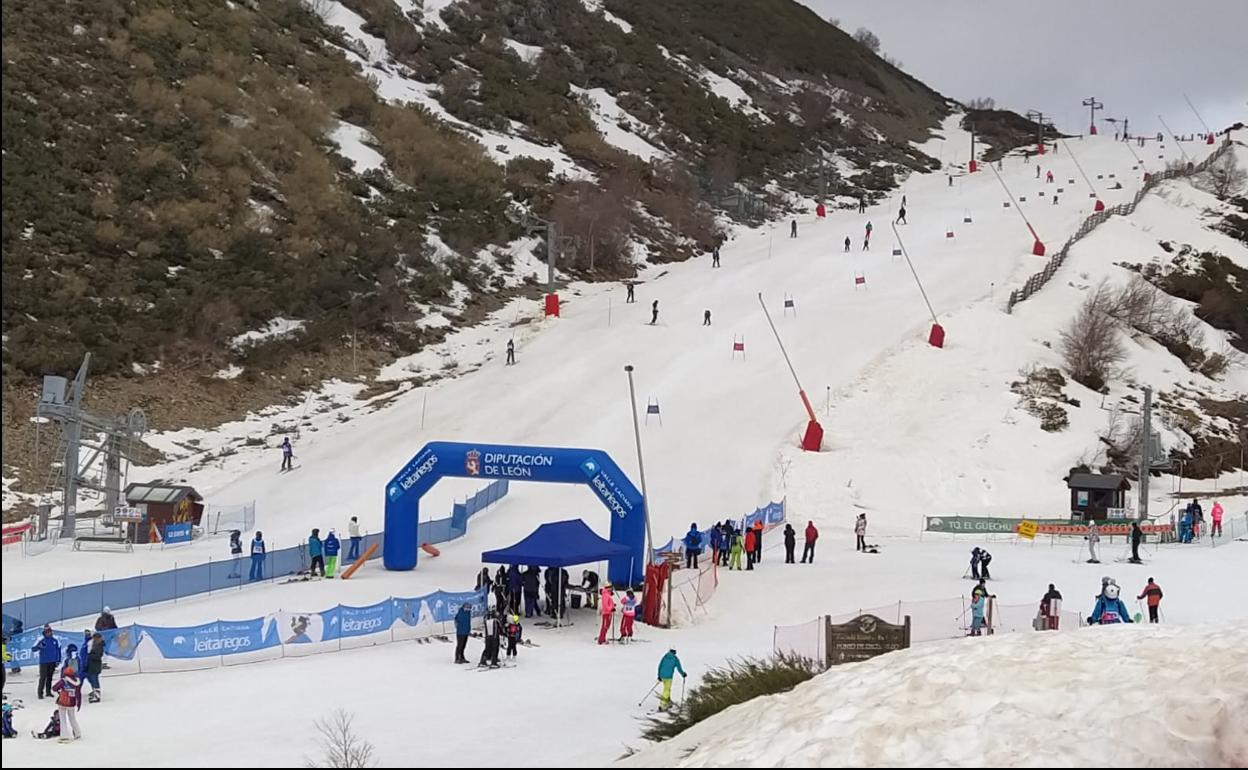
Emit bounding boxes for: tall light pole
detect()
[624,365,655,563]
[1082,96,1103,135]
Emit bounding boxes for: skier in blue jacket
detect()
[323,530,341,578]
[453,603,472,664]
[32,625,61,699]
[249,532,266,581]
[656,648,687,711]
[682,524,703,569]
[709,522,724,564]
[308,528,324,577]
[1089,579,1133,625]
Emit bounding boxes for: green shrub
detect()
[641,654,821,742]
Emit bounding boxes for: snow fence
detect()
[3,589,487,675]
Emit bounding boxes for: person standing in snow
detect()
[323,530,341,578]
[1210,501,1224,537]
[864,220,873,246]
[711,244,721,268]
[656,649,687,711]
[683,523,703,569]
[1046,170,1054,183]
[650,299,659,325]
[709,521,723,566]
[729,529,744,570]
[790,219,798,238]
[843,235,851,253]
[801,521,818,563]
[969,592,986,636]
[783,523,796,564]
[858,196,866,214]
[522,565,541,618]
[478,610,502,668]
[280,437,294,471]
[703,309,712,326]
[1040,584,1063,630]
[1036,164,1041,179]
[504,564,521,614]
[582,569,600,610]
[249,531,266,581]
[504,614,523,659]
[1129,521,1144,563]
[33,626,61,700]
[1137,578,1163,623]
[625,282,635,303]
[505,339,515,366]
[84,633,104,702]
[94,608,117,633]
[895,205,907,225]
[454,602,472,664]
[752,519,765,563]
[1086,520,1101,563]
[620,590,637,641]
[476,567,493,595]
[307,528,324,577]
[1089,579,1131,624]
[970,547,983,580]
[598,585,616,645]
[948,174,954,187]
[744,527,756,570]
[347,516,362,562]
[854,513,867,552]
[228,530,243,578]
[51,663,82,742]
[979,549,993,580]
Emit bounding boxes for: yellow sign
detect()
[1017,520,1039,540]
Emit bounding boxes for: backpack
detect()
[56,687,74,707]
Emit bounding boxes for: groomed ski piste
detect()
[4,121,1247,767]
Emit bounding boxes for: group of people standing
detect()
[1176,498,1223,543]
[227,517,364,582]
[476,564,582,621]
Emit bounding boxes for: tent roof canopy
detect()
[481,519,630,568]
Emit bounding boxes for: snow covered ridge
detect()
[621,622,1248,768]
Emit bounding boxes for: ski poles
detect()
[638,681,660,707]
[679,676,686,708]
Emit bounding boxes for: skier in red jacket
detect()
[801,521,818,563]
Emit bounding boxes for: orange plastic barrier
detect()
[339,542,379,580]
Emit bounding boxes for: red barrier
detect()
[544,293,560,317]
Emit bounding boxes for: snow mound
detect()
[621,622,1248,768]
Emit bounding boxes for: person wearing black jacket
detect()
[522,566,541,618]
[475,567,493,594]
[478,610,502,668]
[1041,584,1063,630]
[582,570,600,610]
[85,633,104,702]
[783,524,796,564]
[1129,521,1144,563]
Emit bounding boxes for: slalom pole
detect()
[638,681,659,706]
[890,223,938,326]
[988,161,1046,255]
[1059,138,1105,210]
[679,675,686,708]
[1157,115,1192,163]
[1183,94,1214,137]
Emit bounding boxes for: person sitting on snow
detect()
[1089,578,1132,625]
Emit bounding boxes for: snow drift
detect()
[621,622,1248,768]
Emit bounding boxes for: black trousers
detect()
[784,544,795,563]
[981,564,991,580]
[685,550,699,569]
[1131,542,1140,561]
[746,549,754,570]
[310,555,324,575]
[801,542,815,562]
[1148,605,1159,623]
[754,537,762,562]
[281,455,292,470]
[856,535,865,551]
[506,637,518,657]
[38,662,56,698]
[480,637,500,666]
[455,634,468,663]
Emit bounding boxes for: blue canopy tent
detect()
[481,519,631,567]
[481,520,631,626]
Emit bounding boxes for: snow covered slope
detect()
[621,622,1248,768]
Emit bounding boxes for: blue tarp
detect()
[481,519,630,568]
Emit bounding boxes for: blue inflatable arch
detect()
[384,442,646,586]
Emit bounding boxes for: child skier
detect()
[620,590,637,641]
[32,711,60,740]
[50,663,82,742]
[505,614,523,659]
[656,648,687,711]
[323,530,341,578]
[478,610,502,668]
[280,437,294,471]
[729,530,744,570]
[1089,578,1132,624]
[843,236,851,253]
[744,528,756,570]
[969,592,986,636]
[598,585,616,645]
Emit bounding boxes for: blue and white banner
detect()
[143,618,276,658]
[163,523,193,544]
[330,601,394,640]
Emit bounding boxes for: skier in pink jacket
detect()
[1210,502,1224,537]
[598,585,616,645]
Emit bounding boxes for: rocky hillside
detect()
[2,0,998,490]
